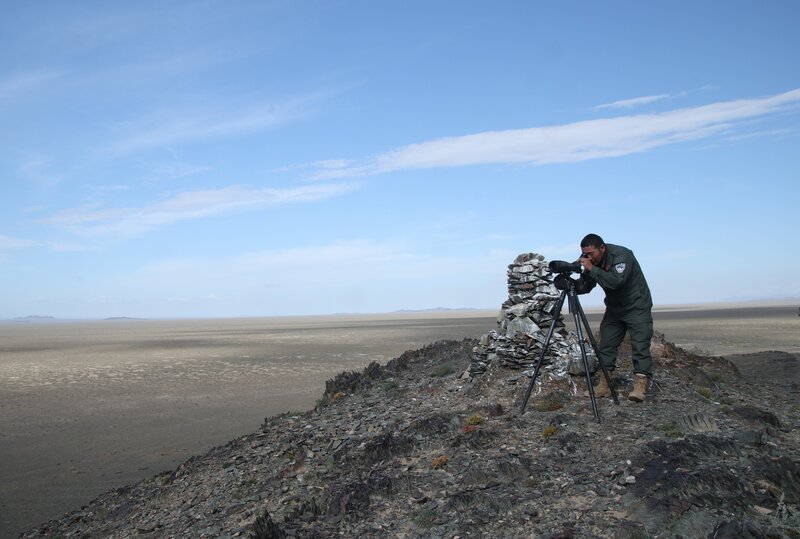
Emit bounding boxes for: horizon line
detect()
[2,297,797,323]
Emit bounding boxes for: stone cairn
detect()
[469,252,596,377]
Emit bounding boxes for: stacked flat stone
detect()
[469,252,596,377]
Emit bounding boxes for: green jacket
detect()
[575,243,652,313]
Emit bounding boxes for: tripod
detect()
[520,274,619,421]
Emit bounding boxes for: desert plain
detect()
[1,303,798,537]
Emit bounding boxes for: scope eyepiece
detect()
[548,260,582,274]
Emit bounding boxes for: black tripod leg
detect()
[569,293,600,422]
[576,300,620,404]
[520,290,566,414]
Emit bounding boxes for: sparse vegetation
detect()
[412,507,438,528]
[382,380,399,392]
[466,415,484,426]
[658,422,684,438]
[316,390,347,408]
[620,528,652,539]
[431,363,456,377]
[541,425,557,439]
[533,391,568,412]
[620,359,633,370]
[523,476,539,488]
[534,399,564,412]
[697,387,713,399]
[431,455,449,469]
[709,372,726,384]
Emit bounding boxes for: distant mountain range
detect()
[12,315,56,322]
[392,307,482,313]
[7,315,146,323]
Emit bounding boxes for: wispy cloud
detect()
[0,69,63,102]
[44,182,359,238]
[47,241,94,253]
[596,93,678,109]
[723,127,796,141]
[104,94,319,156]
[0,235,36,250]
[145,160,211,181]
[308,88,800,179]
[16,153,62,186]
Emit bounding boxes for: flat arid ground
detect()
[1,305,798,536]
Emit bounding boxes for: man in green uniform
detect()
[574,233,653,402]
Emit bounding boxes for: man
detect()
[574,233,653,402]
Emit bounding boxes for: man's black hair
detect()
[581,233,605,249]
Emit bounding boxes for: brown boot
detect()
[629,374,648,402]
[584,374,612,398]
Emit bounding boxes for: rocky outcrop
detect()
[21,336,800,538]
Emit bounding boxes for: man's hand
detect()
[578,255,593,272]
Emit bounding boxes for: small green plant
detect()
[534,396,565,412]
[620,528,652,539]
[523,476,539,488]
[767,493,800,538]
[466,415,484,426]
[382,380,399,392]
[620,358,634,370]
[431,363,456,377]
[658,422,684,438]
[697,387,713,399]
[541,425,557,439]
[709,372,726,383]
[412,507,438,528]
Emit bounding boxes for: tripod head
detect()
[553,273,578,291]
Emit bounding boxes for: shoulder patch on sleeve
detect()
[614,263,626,274]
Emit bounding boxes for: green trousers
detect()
[597,308,654,376]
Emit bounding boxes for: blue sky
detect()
[1,1,798,319]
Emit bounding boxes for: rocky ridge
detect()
[21,335,800,538]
